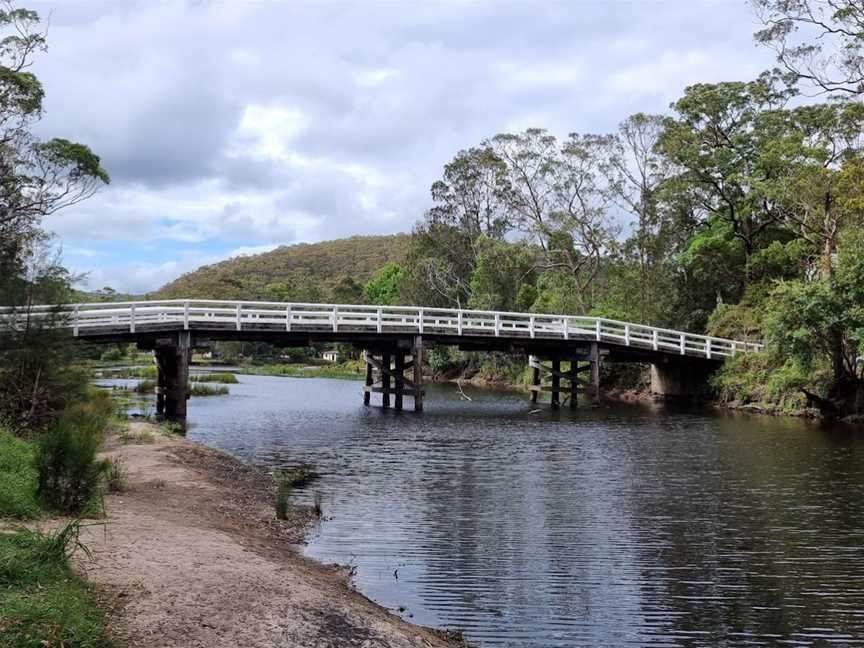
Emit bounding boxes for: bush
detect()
[0,429,39,519]
[99,347,124,362]
[35,421,104,514]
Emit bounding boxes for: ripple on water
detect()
[171,374,864,647]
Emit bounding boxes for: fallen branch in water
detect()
[456,379,473,401]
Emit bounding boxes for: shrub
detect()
[35,421,104,514]
[135,379,157,394]
[0,429,39,519]
[99,347,124,362]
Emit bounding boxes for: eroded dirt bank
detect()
[79,422,469,648]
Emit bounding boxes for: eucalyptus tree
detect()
[0,1,109,303]
[658,72,800,294]
[753,0,864,95]
[490,128,619,312]
[0,2,109,431]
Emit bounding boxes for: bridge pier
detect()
[528,343,601,408]
[154,331,191,421]
[362,336,424,411]
[650,358,713,400]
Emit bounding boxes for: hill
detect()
[151,234,411,302]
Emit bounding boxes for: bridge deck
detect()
[3,300,762,361]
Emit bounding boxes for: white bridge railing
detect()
[0,299,763,360]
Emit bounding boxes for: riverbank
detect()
[76,422,469,648]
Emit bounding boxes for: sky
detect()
[29,0,777,294]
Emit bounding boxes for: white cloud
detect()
[26,0,777,293]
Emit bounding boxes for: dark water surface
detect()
[159,373,864,646]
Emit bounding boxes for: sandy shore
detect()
[78,422,469,648]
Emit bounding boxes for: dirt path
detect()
[78,422,468,648]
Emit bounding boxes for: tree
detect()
[467,238,537,311]
[753,0,864,95]
[490,128,619,311]
[0,3,109,284]
[329,275,364,304]
[0,2,109,432]
[765,227,864,414]
[659,73,800,292]
[602,114,678,324]
[364,262,407,305]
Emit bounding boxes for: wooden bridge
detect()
[4,300,762,419]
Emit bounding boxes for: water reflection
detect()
[118,372,864,646]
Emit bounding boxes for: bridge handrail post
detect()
[529,315,535,339]
[457,310,463,335]
[332,306,338,332]
[285,305,292,331]
[377,307,382,333]
[495,313,500,336]
[595,319,601,341]
[184,301,190,330]
[562,316,568,340]
[130,303,136,334]
[236,303,242,331]
[418,308,424,334]
[706,338,711,359]
[680,333,686,355]
[73,304,79,337]
[652,329,658,351]
[624,323,630,346]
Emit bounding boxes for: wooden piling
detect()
[381,352,391,408]
[551,357,561,408]
[413,336,424,412]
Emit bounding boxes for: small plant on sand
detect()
[118,428,155,445]
[102,457,128,493]
[275,479,291,520]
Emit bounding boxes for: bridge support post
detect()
[528,344,601,408]
[155,331,191,422]
[413,336,424,412]
[362,340,424,412]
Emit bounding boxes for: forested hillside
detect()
[152,234,410,302]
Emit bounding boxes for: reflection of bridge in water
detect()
[13,300,762,419]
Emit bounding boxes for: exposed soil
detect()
[78,422,470,648]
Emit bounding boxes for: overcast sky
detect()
[30,0,776,294]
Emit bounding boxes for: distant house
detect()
[322,349,341,363]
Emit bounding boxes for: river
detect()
[105,372,864,646]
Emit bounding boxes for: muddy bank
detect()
[79,422,470,648]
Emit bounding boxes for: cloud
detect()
[26,0,776,294]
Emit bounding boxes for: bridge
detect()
[5,300,762,420]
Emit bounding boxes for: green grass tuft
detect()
[0,522,113,648]
[190,372,239,384]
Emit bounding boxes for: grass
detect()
[133,380,228,397]
[0,429,39,519]
[188,383,229,397]
[275,480,290,520]
[102,457,127,493]
[238,360,364,381]
[190,372,239,384]
[94,364,157,379]
[118,428,155,445]
[0,521,113,648]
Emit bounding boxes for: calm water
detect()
[121,373,864,646]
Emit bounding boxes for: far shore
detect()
[71,422,470,648]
